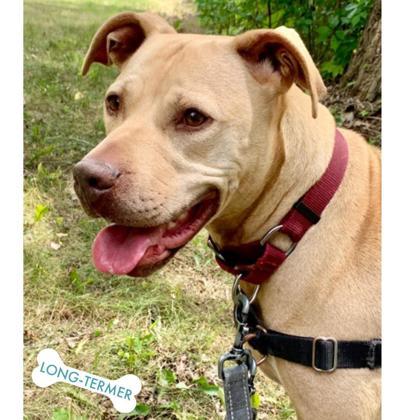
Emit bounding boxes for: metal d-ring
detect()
[232,274,260,304]
[253,325,268,366]
[243,333,268,366]
[260,224,297,256]
[260,224,284,246]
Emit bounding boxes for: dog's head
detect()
[73,12,326,277]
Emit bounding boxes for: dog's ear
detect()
[81,12,176,75]
[234,27,326,118]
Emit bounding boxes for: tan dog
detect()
[74,12,381,419]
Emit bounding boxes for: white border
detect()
[383,1,420,418]
[0,0,23,417]
[3,1,420,418]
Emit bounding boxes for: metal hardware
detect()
[218,274,261,417]
[232,274,242,301]
[285,241,297,256]
[243,333,267,367]
[312,336,338,372]
[243,333,256,342]
[260,224,284,246]
[216,242,266,417]
[232,274,260,304]
[234,292,250,327]
[260,224,297,256]
[256,355,267,366]
[256,324,267,334]
[207,236,227,263]
[218,348,257,381]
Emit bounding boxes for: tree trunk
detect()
[340,0,381,106]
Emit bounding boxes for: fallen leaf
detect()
[175,382,190,390]
[50,241,61,250]
[65,336,78,349]
[74,91,84,101]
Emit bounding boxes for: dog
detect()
[73,12,381,419]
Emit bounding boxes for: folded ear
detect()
[81,12,176,75]
[234,27,327,118]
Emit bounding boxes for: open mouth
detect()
[92,193,219,277]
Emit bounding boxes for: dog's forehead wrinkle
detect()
[132,35,240,84]
[114,38,251,125]
[127,35,193,71]
[117,40,197,108]
[107,75,143,97]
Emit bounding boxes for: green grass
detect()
[24,1,296,418]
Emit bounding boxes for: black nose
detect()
[73,159,120,193]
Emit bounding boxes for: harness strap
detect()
[209,129,349,285]
[247,309,381,371]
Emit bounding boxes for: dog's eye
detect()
[182,108,208,127]
[105,94,121,114]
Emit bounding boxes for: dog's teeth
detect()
[167,210,190,230]
[168,221,178,229]
[178,211,189,222]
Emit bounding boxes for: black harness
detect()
[246,306,381,372]
[216,279,381,420]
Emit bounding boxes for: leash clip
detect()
[232,274,260,305]
[218,273,262,417]
[218,348,257,381]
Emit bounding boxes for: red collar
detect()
[208,129,349,284]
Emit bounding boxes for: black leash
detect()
[218,277,258,420]
[222,363,254,420]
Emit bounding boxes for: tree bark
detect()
[340,0,381,106]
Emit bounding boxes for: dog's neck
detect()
[208,85,336,248]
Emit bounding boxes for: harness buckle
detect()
[312,336,338,372]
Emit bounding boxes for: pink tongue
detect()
[92,225,163,275]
